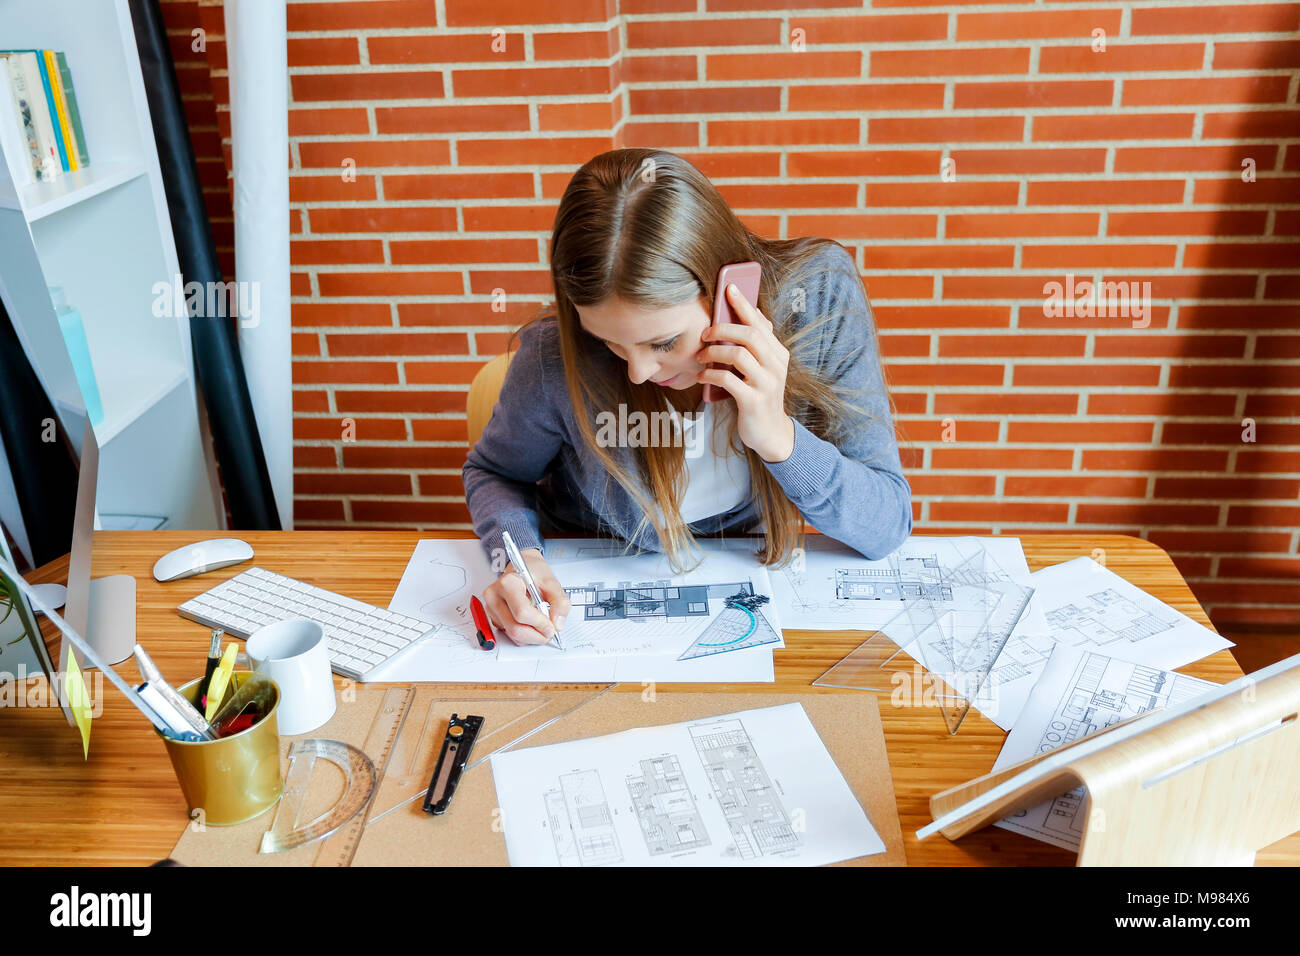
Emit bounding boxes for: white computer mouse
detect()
[152,538,254,582]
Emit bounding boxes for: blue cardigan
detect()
[462,242,914,563]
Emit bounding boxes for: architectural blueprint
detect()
[992,644,1217,852]
[490,703,886,867]
[380,539,780,682]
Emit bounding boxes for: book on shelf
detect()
[0,48,90,186]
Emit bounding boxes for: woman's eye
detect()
[651,337,678,353]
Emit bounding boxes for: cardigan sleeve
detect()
[760,246,914,560]
[461,320,566,564]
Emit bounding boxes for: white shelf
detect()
[20,160,147,221]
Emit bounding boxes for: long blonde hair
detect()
[509,148,897,573]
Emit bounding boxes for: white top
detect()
[655,400,752,525]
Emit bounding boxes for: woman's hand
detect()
[482,547,571,646]
[695,282,796,463]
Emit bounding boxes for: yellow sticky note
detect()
[65,652,92,759]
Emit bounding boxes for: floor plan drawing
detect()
[626,755,711,855]
[544,769,623,867]
[1045,588,1177,648]
[564,579,755,623]
[690,717,799,859]
[993,646,1216,851]
[492,702,886,867]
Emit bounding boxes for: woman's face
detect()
[575,296,711,391]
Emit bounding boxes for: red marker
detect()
[469,595,496,650]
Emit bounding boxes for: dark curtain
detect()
[128,0,281,529]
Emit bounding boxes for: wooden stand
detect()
[923,653,1300,866]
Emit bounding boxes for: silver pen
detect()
[132,644,215,740]
[500,530,562,650]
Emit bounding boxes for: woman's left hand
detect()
[695,282,796,463]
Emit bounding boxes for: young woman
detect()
[464,148,912,645]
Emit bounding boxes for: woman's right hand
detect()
[482,547,570,646]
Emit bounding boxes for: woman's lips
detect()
[654,374,677,386]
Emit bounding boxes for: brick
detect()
[947,213,1099,237]
[957,9,1123,40]
[336,390,467,415]
[868,246,1015,269]
[443,0,614,27]
[789,82,944,112]
[287,37,360,66]
[622,55,697,83]
[1094,334,1247,358]
[287,0,440,31]
[295,417,408,441]
[939,334,1086,357]
[709,117,859,146]
[1214,40,1300,70]
[292,239,386,265]
[292,361,401,385]
[1014,364,1162,387]
[1131,4,1300,35]
[457,136,614,166]
[870,115,1024,143]
[462,204,557,232]
[873,306,1012,329]
[295,473,415,495]
[932,501,1071,522]
[631,86,782,115]
[342,445,469,469]
[290,176,378,202]
[412,420,470,442]
[785,216,928,245]
[535,26,620,60]
[1032,113,1194,141]
[538,101,620,131]
[326,332,471,356]
[391,238,538,265]
[298,140,452,169]
[1123,76,1291,107]
[954,80,1112,109]
[946,148,1107,174]
[307,206,459,234]
[291,71,445,102]
[294,498,345,521]
[399,302,545,327]
[1007,420,1154,443]
[1039,43,1205,73]
[1108,209,1267,236]
[787,149,938,177]
[1021,244,1176,268]
[367,33,527,64]
[1184,243,1300,270]
[708,50,861,81]
[1027,178,1187,206]
[452,66,614,98]
[719,183,859,209]
[290,108,370,136]
[317,271,464,297]
[1003,475,1148,497]
[934,393,1080,415]
[628,17,781,47]
[931,448,1074,469]
[384,173,536,201]
[375,104,530,134]
[1088,393,1235,416]
[405,361,497,384]
[886,363,1006,385]
[623,121,699,148]
[1080,449,1228,472]
[418,474,470,496]
[871,46,1031,77]
[1077,503,1221,525]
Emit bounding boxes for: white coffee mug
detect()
[245,618,336,735]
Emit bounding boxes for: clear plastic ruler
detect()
[814,542,1033,734]
[314,686,412,866]
[259,739,376,854]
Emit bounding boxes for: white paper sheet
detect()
[380,538,776,683]
[992,644,1218,851]
[491,702,885,866]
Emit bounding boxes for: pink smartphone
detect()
[702,261,762,403]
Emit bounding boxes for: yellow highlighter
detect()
[204,642,240,722]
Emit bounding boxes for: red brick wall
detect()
[160,0,1300,630]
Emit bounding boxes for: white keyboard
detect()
[177,566,435,681]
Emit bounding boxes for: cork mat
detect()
[172,685,905,867]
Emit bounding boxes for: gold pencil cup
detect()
[156,673,284,826]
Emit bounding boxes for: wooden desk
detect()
[3,530,1296,866]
